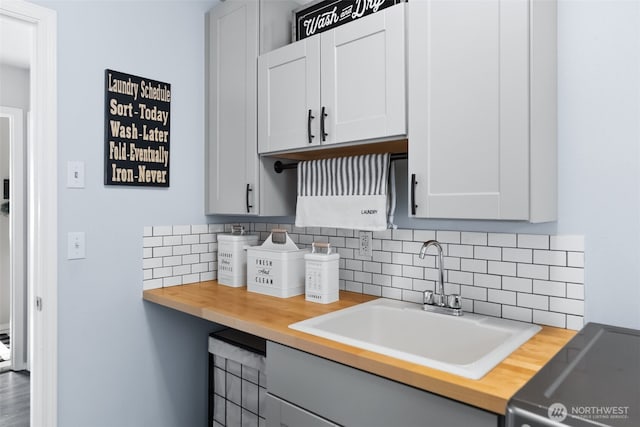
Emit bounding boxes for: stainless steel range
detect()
[506,323,640,426]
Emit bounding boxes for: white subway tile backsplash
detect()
[346,259,363,271]
[373,251,392,263]
[162,235,182,246]
[487,233,516,248]
[533,280,566,297]
[550,235,584,252]
[550,297,584,315]
[566,315,584,331]
[567,252,585,268]
[517,293,549,310]
[436,230,460,244]
[474,301,501,317]
[518,234,549,249]
[566,283,584,300]
[517,263,549,280]
[460,285,487,301]
[382,263,402,276]
[413,229,436,242]
[474,246,502,261]
[533,250,566,266]
[474,273,501,289]
[363,261,382,274]
[392,229,413,241]
[191,224,208,234]
[153,225,173,236]
[461,258,487,273]
[533,310,566,328]
[372,274,391,286]
[382,239,403,252]
[550,266,584,284]
[448,270,473,286]
[488,289,516,305]
[461,231,487,246]
[392,276,412,290]
[503,305,532,323]
[503,277,533,293]
[502,248,533,264]
[402,290,424,304]
[382,286,402,299]
[354,271,372,283]
[487,261,517,277]
[391,252,413,266]
[143,236,163,247]
[448,244,474,259]
[402,241,424,254]
[143,224,584,331]
[402,265,424,279]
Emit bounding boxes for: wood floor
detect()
[0,371,30,427]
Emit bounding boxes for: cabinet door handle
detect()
[307,109,315,144]
[246,183,253,213]
[411,174,418,215]
[320,106,328,142]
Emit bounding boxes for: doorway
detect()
[0,105,27,374]
[0,1,58,426]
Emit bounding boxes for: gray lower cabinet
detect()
[266,394,339,427]
[267,341,499,427]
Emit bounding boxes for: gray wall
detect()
[33,1,220,426]
[19,0,640,426]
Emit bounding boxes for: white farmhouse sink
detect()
[289,298,541,380]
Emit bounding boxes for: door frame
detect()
[0,1,58,426]
[0,106,26,372]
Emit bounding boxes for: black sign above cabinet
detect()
[293,0,404,41]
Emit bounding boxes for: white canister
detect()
[304,242,340,304]
[217,225,258,287]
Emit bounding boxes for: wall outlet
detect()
[358,231,373,257]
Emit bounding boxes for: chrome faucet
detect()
[418,240,463,316]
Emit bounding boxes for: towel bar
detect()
[273,153,408,173]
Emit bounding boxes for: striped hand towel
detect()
[295,153,396,231]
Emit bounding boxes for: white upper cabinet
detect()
[206,0,296,216]
[258,3,406,154]
[408,0,556,222]
[206,0,259,215]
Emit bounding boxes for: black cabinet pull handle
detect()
[246,183,253,213]
[307,109,315,144]
[321,106,328,142]
[411,174,418,215]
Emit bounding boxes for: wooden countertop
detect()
[143,281,576,415]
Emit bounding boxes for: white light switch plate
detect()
[67,232,86,259]
[67,161,85,188]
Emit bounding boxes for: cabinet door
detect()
[408,0,529,219]
[258,38,321,153]
[266,394,339,427]
[321,4,406,146]
[206,0,259,214]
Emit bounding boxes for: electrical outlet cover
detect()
[358,231,373,257]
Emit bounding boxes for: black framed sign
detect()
[293,0,404,41]
[104,69,171,187]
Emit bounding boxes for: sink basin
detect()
[289,298,541,379]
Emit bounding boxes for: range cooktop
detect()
[506,323,640,427]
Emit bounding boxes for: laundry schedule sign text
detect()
[104,69,171,187]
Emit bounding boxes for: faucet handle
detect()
[423,291,435,305]
[447,294,462,309]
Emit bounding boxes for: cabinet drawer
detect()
[266,394,338,427]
